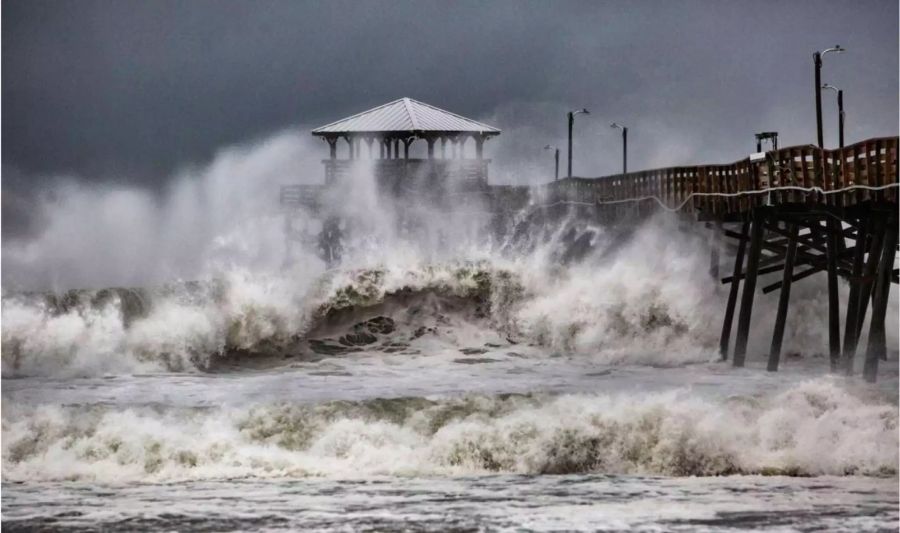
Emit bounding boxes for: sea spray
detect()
[6,214,892,376]
[3,377,896,482]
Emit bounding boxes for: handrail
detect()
[544,136,898,215]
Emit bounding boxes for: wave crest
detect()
[3,379,896,482]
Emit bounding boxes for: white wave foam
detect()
[1,127,895,376]
[3,378,896,482]
[1,268,320,376]
[4,223,895,377]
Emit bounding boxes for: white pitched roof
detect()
[312,98,500,135]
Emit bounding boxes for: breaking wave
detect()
[3,378,895,482]
[4,213,871,378]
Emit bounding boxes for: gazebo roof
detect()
[311,97,500,136]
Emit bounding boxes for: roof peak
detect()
[312,97,500,136]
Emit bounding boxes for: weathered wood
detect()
[873,140,884,203]
[863,216,897,382]
[761,265,823,293]
[841,214,870,373]
[720,220,750,360]
[709,224,721,280]
[734,209,767,367]
[825,217,842,370]
[854,214,886,342]
[722,262,788,284]
[768,222,799,371]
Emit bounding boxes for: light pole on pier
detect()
[821,84,845,150]
[567,108,589,177]
[814,45,844,148]
[544,145,560,181]
[610,122,627,176]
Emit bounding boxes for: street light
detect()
[821,83,845,150]
[544,145,560,181]
[567,108,589,177]
[814,45,845,148]
[610,122,628,176]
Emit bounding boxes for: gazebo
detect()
[311,97,500,186]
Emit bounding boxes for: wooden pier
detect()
[539,136,898,381]
[283,105,898,381]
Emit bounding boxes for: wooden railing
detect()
[545,136,898,218]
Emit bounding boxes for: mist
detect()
[2,130,323,291]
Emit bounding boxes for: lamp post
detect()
[544,145,560,181]
[814,45,845,148]
[567,108,589,177]
[610,123,628,176]
[821,84,845,150]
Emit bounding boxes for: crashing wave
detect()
[0,263,528,376]
[3,378,895,482]
[4,212,868,378]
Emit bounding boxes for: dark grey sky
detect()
[3,0,898,229]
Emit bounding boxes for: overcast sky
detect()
[3,0,898,237]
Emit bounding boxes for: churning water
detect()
[2,133,898,531]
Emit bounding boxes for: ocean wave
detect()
[0,264,522,377]
[4,214,878,377]
[3,378,895,482]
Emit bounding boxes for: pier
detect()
[282,98,898,382]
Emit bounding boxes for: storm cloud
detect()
[3,0,898,238]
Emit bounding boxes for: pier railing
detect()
[547,136,898,218]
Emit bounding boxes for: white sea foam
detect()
[2,377,895,482]
[2,130,896,378]
[3,219,896,377]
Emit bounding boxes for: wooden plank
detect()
[852,141,862,205]
[800,147,811,205]
[863,141,873,202]
[873,139,884,203]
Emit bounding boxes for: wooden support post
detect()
[344,136,353,160]
[841,215,869,373]
[327,137,338,159]
[441,137,447,159]
[863,216,897,382]
[403,138,412,159]
[379,138,385,159]
[393,139,400,160]
[709,224,721,280]
[768,222,799,371]
[476,135,484,160]
[855,214,885,341]
[734,209,766,367]
[825,217,842,371]
[719,220,746,360]
[427,138,435,159]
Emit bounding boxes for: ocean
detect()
[2,187,898,531]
